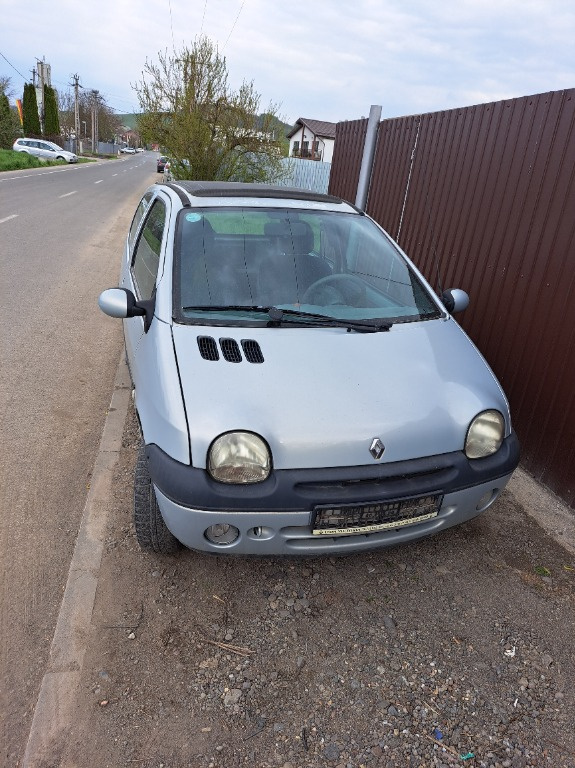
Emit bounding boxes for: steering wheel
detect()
[302,273,367,306]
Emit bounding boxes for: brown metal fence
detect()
[329,89,575,509]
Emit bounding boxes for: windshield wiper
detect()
[181,305,392,332]
[266,307,392,332]
[268,307,393,333]
[182,305,264,312]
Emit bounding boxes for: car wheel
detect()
[134,442,181,554]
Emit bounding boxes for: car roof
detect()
[165,180,351,208]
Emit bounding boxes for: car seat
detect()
[258,220,331,306]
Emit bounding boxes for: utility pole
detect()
[36,57,50,135]
[70,74,81,154]
[91,90,99,156]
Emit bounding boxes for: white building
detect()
[287,118,336,163]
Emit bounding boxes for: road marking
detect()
[112,173,118,177]
[0,214,18,224]
[59,191,78,198]
[94,179,103,184]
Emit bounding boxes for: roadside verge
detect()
[22,355,131,767]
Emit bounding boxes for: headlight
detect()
[208,432,271,484]
[465,410,505,459]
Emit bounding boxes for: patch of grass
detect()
[0,149,45,171]
[0,149,97,171]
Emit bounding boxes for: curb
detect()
[508,467,575,558]
[22,355,132,767]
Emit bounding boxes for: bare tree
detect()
[133,36,287,182]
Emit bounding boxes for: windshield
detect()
[173,207,441,325]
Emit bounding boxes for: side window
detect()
[128,191,153,249]
[131,199,167,300]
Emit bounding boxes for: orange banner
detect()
[16,99,23,125]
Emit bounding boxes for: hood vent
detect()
[220,338,242,363]
[197,336,264,364]
[241,339,265,364]
[197,336,219,361]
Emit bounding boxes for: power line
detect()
[222,0,246,51]
[1,51,138,114]
[168,0,175,51]
[0,50,28,81]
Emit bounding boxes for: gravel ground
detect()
[59,405,575,768]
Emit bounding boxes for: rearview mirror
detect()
[98,288,155,331]
[441,288,469,314]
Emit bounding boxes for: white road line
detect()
[59,191,78,198]
[0,214,18,224]
[94,180,103,184]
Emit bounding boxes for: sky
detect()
[1,0,574,126]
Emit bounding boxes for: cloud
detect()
[1,0,573,124]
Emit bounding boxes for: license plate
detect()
[312,494,443,536]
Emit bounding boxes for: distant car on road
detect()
[12,138,77,163]
[98,181,520,556]
[121,146,136,154]
[157,155,168,173]
[136,147,144,152]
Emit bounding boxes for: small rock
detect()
[324,743,340,761]
[223,688,242,707]
[383,616,397,633]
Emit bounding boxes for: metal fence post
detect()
[355,105,382,211]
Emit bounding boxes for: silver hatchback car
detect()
[99,181,519,556]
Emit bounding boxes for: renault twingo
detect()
[99,181,520,555]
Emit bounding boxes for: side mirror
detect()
[441,288,469,314]
[98,288,154,331]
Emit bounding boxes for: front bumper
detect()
[147,432,520,555]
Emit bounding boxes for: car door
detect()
[26,141,42,158]
[36,141,52,159]
[122,193,168,372]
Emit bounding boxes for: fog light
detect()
[476,489,499,512]
[204,523,240,545]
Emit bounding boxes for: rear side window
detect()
[128,191,154,249]
[131,199,167,300]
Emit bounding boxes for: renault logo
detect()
[370,438,385,460]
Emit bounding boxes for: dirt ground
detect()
[53,405,575,768]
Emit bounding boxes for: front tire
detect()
[134,442,181,554]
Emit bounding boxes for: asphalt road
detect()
[0,154,158,765]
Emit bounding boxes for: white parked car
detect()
[98,181,520,556]
[12,138,77,163]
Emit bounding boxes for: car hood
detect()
[171,318,509,470]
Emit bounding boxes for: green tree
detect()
[22,83,41,136]
[133,36,287,182]
[0,76,21,148]
[43,84,60,141]
[0,91,15,148]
